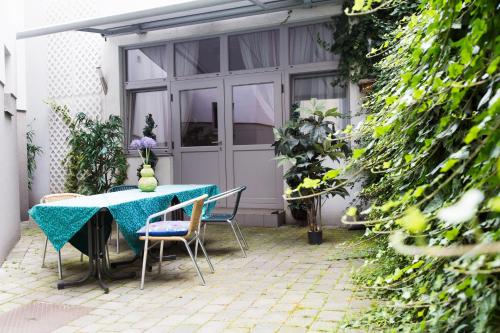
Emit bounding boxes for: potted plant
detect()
[131,137,158,192]
[137,114,159,180]
[273,99,350,244]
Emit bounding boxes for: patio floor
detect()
[0,222,369,333]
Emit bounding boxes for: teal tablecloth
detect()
[29,184,219,254]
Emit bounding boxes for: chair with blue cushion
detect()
[136,194,213,290]
[200,186,248,257]
[108,185,138,253]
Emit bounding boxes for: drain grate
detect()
[0,301,91,333]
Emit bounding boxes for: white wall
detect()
[0,0,23,262]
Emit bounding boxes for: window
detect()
[229,30,280,71]
[175,38,220,76]
[292,74,347,129]
[289,23,335,65]
[180,88,219,147]
[128,90,169,148]
[232,83,275,145]
[126,45,167,81]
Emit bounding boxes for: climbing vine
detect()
[286,0,499,331]
[341,0,500,331]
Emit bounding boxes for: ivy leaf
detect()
[444,228,460,241]
[397,207,428,234]
[464,126,480,144]
[440,159,459,172]
[448,62,464,79]
[352,148,366,159]
[346,207,357,217]
[301,177,321,189]
[323,169,341,181]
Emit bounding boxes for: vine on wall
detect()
[340,0,500,331]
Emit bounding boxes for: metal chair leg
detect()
[197,237,214,273]
[140,238,149,290]
[234,220,249,249]
[116,224,120,254]
[202,223,207,244]
[183,239,206,286]
[228,220,247,258]
[57,251,63,280]
[158,240,164,274]
[41,237,48,268]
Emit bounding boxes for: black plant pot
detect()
[308,230,323,245]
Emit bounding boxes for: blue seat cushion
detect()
[202,213,233,222]
[136,221,189,237]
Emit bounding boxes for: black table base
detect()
[57,209,135,293]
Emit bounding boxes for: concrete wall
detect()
[0,0,24,262]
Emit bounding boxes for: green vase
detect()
[138,164,158,192]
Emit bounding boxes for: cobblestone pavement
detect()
[0,222,370,333]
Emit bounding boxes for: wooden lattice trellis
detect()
[47,0,103,193]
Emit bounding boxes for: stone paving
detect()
[0,222,370,333]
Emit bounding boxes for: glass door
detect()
[224,73,283,209]
[171,79,226,202]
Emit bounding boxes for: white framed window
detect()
[228,29,280,71]
[174,37,220,77]
[289,22,335,65]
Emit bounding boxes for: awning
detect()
[17,0,339,40]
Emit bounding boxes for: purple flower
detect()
[130,139,142,150]
[141,137,157,149]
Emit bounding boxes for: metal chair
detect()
[137,194,213,290]
[200,186,248,257]
[40,193,84,279]
[108,185,138,253]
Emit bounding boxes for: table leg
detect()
[96,214,135,281]
[56,220,95,290]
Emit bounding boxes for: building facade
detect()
[25,0,362,227]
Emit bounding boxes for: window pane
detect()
[126,45,167,81]
[293,75,346,128]
[129,90,169,147]
[229,30,279,71]
[180,88,218,147]
[233,83,275,145]
[175,38,220,76]
[289,23,335,65]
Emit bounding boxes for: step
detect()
[211,208,285,227]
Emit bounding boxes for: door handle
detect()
[211,141,222,145]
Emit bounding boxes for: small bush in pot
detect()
[273,99,350,244]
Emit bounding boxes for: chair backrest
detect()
[109,185,138,193]
[205,186,246,220]
[144,194,208,239]
[187,196,207,237]
[40,193,83,204]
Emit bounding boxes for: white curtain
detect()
[238,30,279,69]
[237,32,276,126]
[140,45,167,73]
[127,46,167,81]
[131,91,168,146]
[175,41,200,76]
[293,75,346,129]
[290,23,335,65]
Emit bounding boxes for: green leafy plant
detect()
[48,102,128,195]
[273,99,350,232]
[319,0,418,85]
[26,126,43,190]
[136,114,159,179]
[331,0,500,331]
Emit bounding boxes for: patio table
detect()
[29,184,219,293]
